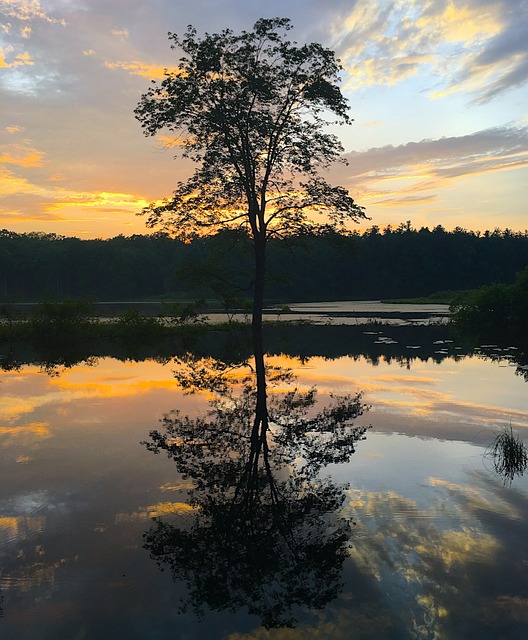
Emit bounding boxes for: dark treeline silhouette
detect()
[1,223,528,301]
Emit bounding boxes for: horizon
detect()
[1,1,527,239]
[2,218,528,242]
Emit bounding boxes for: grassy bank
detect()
[380,290,473,305]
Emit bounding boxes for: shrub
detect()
[33,298,95,336]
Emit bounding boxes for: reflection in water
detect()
[344,475,528,640]
[142,342,370,627]
[1,322,527,637]
[2,322,527,383]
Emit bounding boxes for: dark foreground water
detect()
[0,323,527,639]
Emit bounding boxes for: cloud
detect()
[0,394,45,422]
[104,60,169,79]
[0,514,46,542]
[0,46,33,67]
[337,123,528,206]
[375,194,438,207]
[334,0,527,103]
[0,421,51,445]
[4,124,24,134]
[428,477,523,521]
[0,1,68,96]
[0,0,66,25]
[0,166,157,219]
[43,191,150,210]
[111,27,129,40]
[0,167,49,197]
[0,142,45,166]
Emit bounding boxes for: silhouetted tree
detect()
[134,17,367,377]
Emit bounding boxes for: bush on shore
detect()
[451,267,528,336]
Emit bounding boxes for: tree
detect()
[134,17,367,347]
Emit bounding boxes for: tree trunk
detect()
[252,232,267,433]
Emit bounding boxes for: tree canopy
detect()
[134,17,366,241]
[2,225,528,302]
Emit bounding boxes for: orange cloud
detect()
[375,194,438,207]
[0,47,34,68]
[0,167,49,197]
[43,360,183,400]
[157,134,194,148]
[42,191,154,213]
[0,421,51,445]
[104,60,171,79]
[0,143,45,167]
[0,167,161,224]
[5,125,24,134]
[0,394,45,422]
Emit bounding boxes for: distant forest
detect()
[1,223,528,302]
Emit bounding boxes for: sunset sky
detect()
[1,0,527,239]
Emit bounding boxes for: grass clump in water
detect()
[487,426,528,486]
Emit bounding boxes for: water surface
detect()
[1,325,527,639]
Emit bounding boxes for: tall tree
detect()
[135,18,366,397]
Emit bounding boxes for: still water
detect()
[1,323,527,639]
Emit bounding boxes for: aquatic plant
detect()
[487,426,528,486]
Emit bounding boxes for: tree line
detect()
[1,224,527,302]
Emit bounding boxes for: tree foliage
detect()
[134,18,366,241]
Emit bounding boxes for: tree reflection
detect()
[142,337,370,627]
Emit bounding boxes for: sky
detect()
[1,0,527,239]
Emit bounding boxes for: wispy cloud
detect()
[104,60,170,79]
[0,142,44,166]
[0,0,66,26]
[4,124,24,134]
[335,0,527,103]
[337,123,528,206]
[0,167,156,223]
[0,421,51,445]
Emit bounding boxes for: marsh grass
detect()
[486,426,528,486]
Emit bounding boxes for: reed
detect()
[487,426,528,485]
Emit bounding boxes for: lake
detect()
[1,318,527,639]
